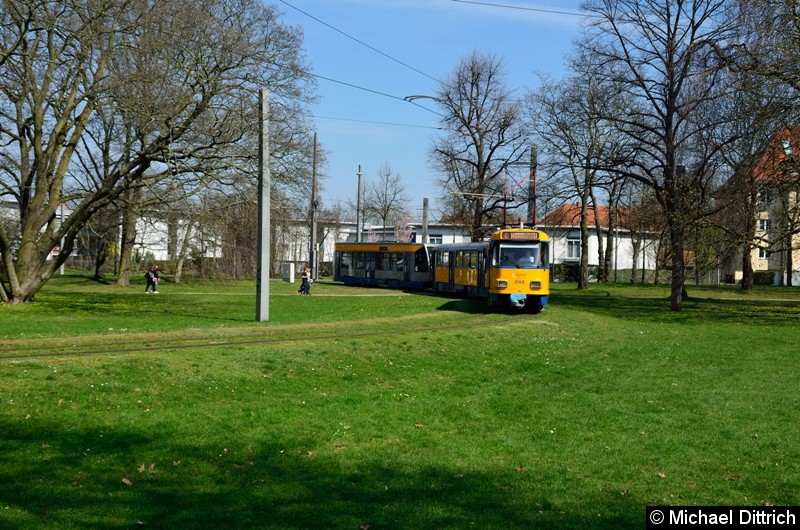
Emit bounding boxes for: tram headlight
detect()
[530,281,541,289]
[497,280,508,288]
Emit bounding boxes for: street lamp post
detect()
[404,95,440,102]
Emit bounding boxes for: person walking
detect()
[299,267,312,295]
[144,265,160,294]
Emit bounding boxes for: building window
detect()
[429,235,443,244]
[759,247,771,260]
[759,219,772,231]
[566,239,581,260]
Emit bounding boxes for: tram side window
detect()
[392,252,404,272]
[379,253,390,271]
[340,252,352,271]
[354,252,364,269]
[456,251,478,269]
[436,251,449,268]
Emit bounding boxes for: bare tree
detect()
[620,182,664,283]
[0,0,314,303]
[394,213,413,243]
[710,0,800,289]
[362,162,410,241]
[709,68,793,290]
[722,0,800,94]
[527,68,631,288]
[435,192,471,238]
[581,0,737,310]
[756,128,800,286]
[429,51,529,235]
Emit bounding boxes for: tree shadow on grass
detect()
[551,290,800,326]
[0,417,643,530]
[35,291,253,324]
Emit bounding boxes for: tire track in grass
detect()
[0,313,539,361]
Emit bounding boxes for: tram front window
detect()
[497,244,540,268]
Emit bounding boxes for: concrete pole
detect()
[422,198,429,244]
[59,202,65,275]
[528,145,538,227]
[356,164,363,242]
[256,89,271,322]
[310,132,318,280]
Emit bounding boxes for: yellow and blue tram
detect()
[430,228,550,312]
[333,228,551,312]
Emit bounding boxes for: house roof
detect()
[540,203,630,228]
[753,126,800,183]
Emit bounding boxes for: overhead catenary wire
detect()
[312,115,443,130]
[308,72,419,105]
[278,0,439,82]
[449,0,584,17]
[282,0,583,127]
[307,72,444,117]
[282,0,580,121]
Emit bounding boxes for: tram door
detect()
[448,251,455,289]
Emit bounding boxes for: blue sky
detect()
[276,0,586,219]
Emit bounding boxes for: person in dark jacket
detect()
[298,267,311,295]
[145,265,160,294]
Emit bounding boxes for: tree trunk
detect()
[630,237,641,284]
[593,203,607,283]
[116,188,141,287]
[741,244,754,290]
[8,245,66,304]
[93,239,108,280]
[173,222,195,284]
[670,221,686,311]
[578,200,590,290]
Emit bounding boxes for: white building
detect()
[1,198,659,280]
[135,217,222,262]
[539,203,659,281]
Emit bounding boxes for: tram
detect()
[332,227,551,312]
[429,228,550,312]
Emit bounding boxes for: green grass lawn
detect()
[1,274,799,529]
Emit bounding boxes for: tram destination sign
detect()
[502,232,540,241]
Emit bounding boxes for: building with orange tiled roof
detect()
[720,126,800,285]
[539,203,659,282]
